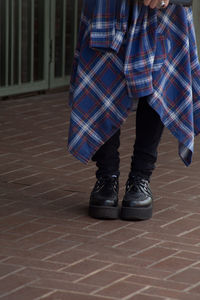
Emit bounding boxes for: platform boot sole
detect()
[89,205,119,219]
[121,204,153,220]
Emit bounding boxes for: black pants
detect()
[92,96,164,180]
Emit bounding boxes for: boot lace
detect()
[126,176,151,195]
[95,176,118,193]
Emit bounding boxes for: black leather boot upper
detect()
[122,176,152,208]
[90,176,119,207]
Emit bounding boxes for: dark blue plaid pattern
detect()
[68,0,200,166]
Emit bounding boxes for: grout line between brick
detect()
[153,205,177,216]
[32,148,63,158]
[0,159,21,166]
[183,280,200,292]
[12,225,58,243]
[74,263,115,284]
[37,289,119,300]
[64,166,95,176]
[0,266,26,280]
[165,260,200,280]
[129,241,165,258]
[8,172,42,184]
[35,290,56,300]
[97,224,131,239]
[2,131,33,140]
[122,285,151,300]
[18,178,56,191]
[146,250,182,268]
[0,209,29,219]
[43,192,79,205]
[0,278,38,299]
[152,170,173,179]
[52,252,97,271]
[4,222,55,235]
[160,213,193,228]
[83,220,106,230]
[38,238,81,254]
[24,142,54,151]
[67,253,102,270]
[0,166,32,176]
[90,273,132,296]
[0,153,12,157]
[112,232,149,249]
[32,184,70,196]
[141,288,180,300]
[78,175,96,183]
[177,225,200,237]
[10,137,42,146]
[158,176,188,188]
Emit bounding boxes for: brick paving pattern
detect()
[0,91,200,299]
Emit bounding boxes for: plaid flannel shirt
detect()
[68,0,200,166]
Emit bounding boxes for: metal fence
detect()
[0,0,199,97]
[0,0,81,97]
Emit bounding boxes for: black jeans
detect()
[92,96,164,180]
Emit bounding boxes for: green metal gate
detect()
[0,0,80,97]
[1,1,199,98]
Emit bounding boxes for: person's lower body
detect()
[89,96,164,220]
[89,130,120,219]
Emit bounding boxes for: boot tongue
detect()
[127,176,148,192]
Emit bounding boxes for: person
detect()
[68,0,200,221]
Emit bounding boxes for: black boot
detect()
[89,176,119,219]
[121,175,153,220]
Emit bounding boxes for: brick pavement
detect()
[0,91,200,299]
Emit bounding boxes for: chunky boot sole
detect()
[121,204,152,220]
[89,205,119,219]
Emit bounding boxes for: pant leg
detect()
[130,96,164,180]
[92,129,121,178]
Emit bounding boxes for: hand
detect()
[143,0,170,9]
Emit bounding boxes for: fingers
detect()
[143,0,170,9]
[161,0,170,8]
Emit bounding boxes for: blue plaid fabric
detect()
[68,0,200,166]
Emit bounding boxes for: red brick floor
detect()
[1,91,200,299]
